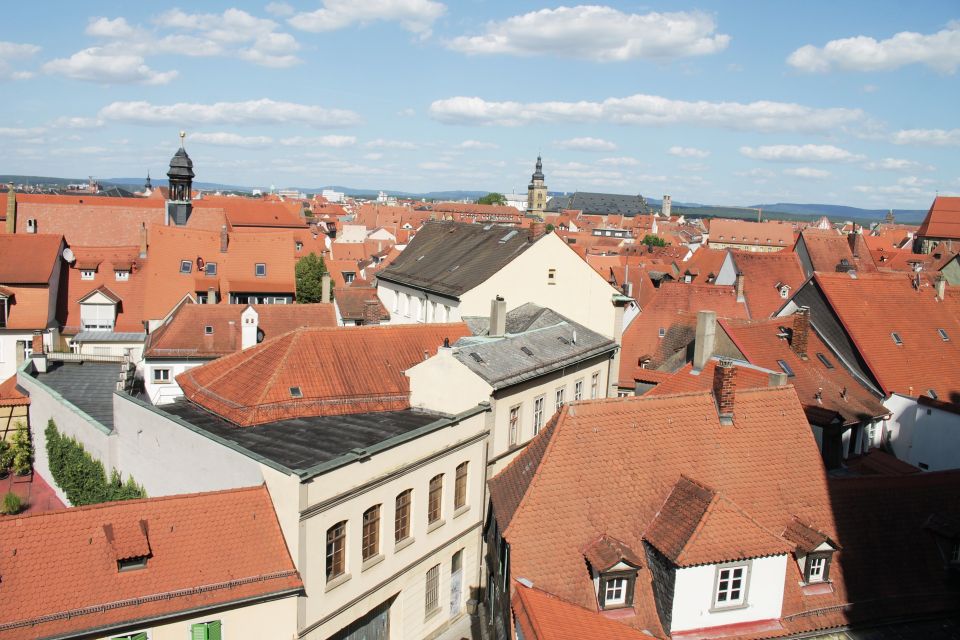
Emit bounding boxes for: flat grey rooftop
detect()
[159,401,448,472]
[33,362,120,430]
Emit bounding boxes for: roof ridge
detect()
[501,413,564,539]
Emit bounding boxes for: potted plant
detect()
[0,440,11,479]
[1,491,23,515]
[11,423,32,476]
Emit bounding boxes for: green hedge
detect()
[45,419,146,506]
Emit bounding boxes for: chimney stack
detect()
[139,223,148,259]
[30,330,47,373]
[363,299,381,325]
[791,306,810,359]
[321,273,331,304]
[693,310,717,371]
[847,231,859,258]
[5,185,16,234]
[734,272,745,303]
[530,222,546,241]
[241,305,259,350]
[936,275,947,301]
[490,296,507,337]
[220,225,229,253]
[712,359,736,425]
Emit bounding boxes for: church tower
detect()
[166,131,195,225]
[526,155,548,218]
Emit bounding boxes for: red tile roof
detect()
[844,449,920,476]
[512,582,652,640]
[334,287,390,322]
[62,247,148,334]
[917,196,960,240]
[1,284,56,329]
[196,195,305,228]
[730,250,806,318]
[798,229,878,275]
[0,234,63,284]
[177,323,471,426]
[683,248,728,283]
[0,486,302,640]
[645,359,773,396]
[709,219,795,248]
[0,374,29,407]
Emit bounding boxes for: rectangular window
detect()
[454,462,468,510]
[0,298,7,328]
[548,268,556,284]
[555,387,565,411]
[255,263,267,277]
[807,556,825,582]
[425,564,440,616]
[714,564,748,608]
[533,395,545,435]
[395,489,411,543]
[362,505,380,561]
[509,405,520,446]
[951,542,960,564]
[574,379,584,401]
[816,352,834,369]
[180,260,192,274]
[190,621,222,640]
[152,368,170,383]
[604,577,628,605]
[428,474,443,524]
[939,328,950,342]
[326,521,346,580]
[115,270,130,281]
[80,270,95,280]
[591,372,600,399]
[205,262,217,276]
[112,633,148,640]
[344,271,355,284]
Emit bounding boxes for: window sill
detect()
[361,554,384,572]
[424,606,441,622]
[708,602,748,613]
[801,581,833,596]
[427,518,446,534]
[324,572,352,593]
[453,505,470,520]
[394,536,415,553]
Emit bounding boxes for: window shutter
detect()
[206,620,222,640]
[133,633,148,640]
[191,623,208,640]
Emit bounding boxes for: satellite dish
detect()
[62,248,75,263]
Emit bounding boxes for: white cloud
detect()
[397,108,416,117]
[363,152,384,160]
[597,156,641,166]
[51,116,104,129]
[418,161,448,170]
[555,137,617,151]
[891,128,960,147]
[279,135,357,147]
[50,146,108,156]
[898,175,935,187]
[265,2,295,17]
[734,168,776,178]
[448,7,729,61]
[289,0,446,37]
[680,162,710,172]
[668,145,710,158]
[787,23,960,73]
[428,94,863,133]
[0,126,45,138]
[43,48,177,84]
[190,132,274,147]
[739,144,863,162]
[457,139,498,150]
[0,41,41,80]
[364,138,418,149]
[783,167,831,179]
[86,16,137,39]
[864,157,932,172]
[99,99,361,127]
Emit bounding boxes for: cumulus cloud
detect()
[364,138,418,149]
[0,126,46,138]
[787,22,960,73]
[279,135,357,147]
[265,2,295,17]
[735,168,776,178]
[457,139,498,150]
[739,144,863,162]
[189,132,274,147]
[429,94,863,133]
[783,167,831,179]
[864,157,932,172]
[289,0,446,37]
[0,41,40,80]
[51,116,104,129]
[891,128,960,147]
[555,137,617,151]
[597,156,641,166]
[668,145,710,158]
[43,48,177,84]
[99,99,361,127]
[448,7,729,61]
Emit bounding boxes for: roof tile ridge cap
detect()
[254,329,302,408]
[501,411,567,540]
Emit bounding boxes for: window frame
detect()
[425,563,441,617]
[554,386,565,412]
[591,372,600,399]
[533,395,545,435]
[394,489,412,544]
[428,474,443,524]
[80,269,95,280]
[454,461,468,510]
[152,368,171,384]
[326,520,347,580]
[115,270,130,281]
[362,504,381,562]
[711,561,750,611]
[179,260,192,274]
[205,262,217,276]
[255,263,267,277]
[574,379,584,401]
[508,404,521,446]
[597,570,637,610]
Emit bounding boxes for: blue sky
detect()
[2,1,958,208]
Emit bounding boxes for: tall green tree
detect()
[641,234,668,247]
[477,192,507,206]
[296,252,330,303]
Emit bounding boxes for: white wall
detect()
[670,555,787,633]
[377,281,461,327]
[884,394,960,471]
[76,341,144,363]
[144,358,207,405]
[407,350,493,415]
[0,330,37,382]
[715,253,738,286]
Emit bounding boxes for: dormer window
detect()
[180,260,192,274]
[255,263,267,277]
[118,555,149,571]
[296,241,303,251]
[115,270,130,281]
[205,262,217,276]
[805,553,830,583]
[783,518,837,586]
[713,562,749,608]
[779,285,790,299]
[80,270,95,280]
[658,327,665,338]
[582,534,641,611]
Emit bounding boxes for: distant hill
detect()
[751,203,928,224]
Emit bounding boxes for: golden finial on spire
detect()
[179,130,186,149]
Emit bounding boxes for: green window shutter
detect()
[206,620,222,640]
[133,634,148,640]
[191,623,208,640]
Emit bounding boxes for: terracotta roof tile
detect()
[512,583,653,640]
[798,229,878,275]
[729,250,806,318]
[581,534,644,571]
[917,196,960,240]
[334,287,390,321]
[0,374,29,407]
[0,234,63,283]
[62,246,147,334]
[709,219,795,248]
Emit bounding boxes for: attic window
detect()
[521,346,534,356]
[891,332,903,346]
[255,263,267,277]
[115,270,130,281]
[180,260,192,274]
[805,553,831,583]
[929,389,939,400]
[469,352,484,363]
[816,353,834,369]
[658,327,665,338]
[80,270,95,280]
[548,268,556,284]
[938,329,950,342]
[295,241,303,251]
[118,556,149,572]
[777,360,795,377]
[205,262,217,276]
[204,325,213,335]
[289,386,303,398]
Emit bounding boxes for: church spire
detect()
[166,131,195,225]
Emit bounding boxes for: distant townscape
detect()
[1,140,959,640]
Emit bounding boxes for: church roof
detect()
[167,147,195,180]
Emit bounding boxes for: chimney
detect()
[734,272,745,303]
[30,331,47,373]
[363,299,381,325]
[220,225,229,253]
[241,305,259,350]
[712,359,736,425]
[847,231,858,258]
[693,310,717,371]
[530,222,546,241]
[768,372,788,387]
[5,185,16,234]
[321,273,331,304]
[207,287,216,305]
[490,296,507,337]
[936,275,947,301]
[791,306,810,359]
[139,223,148,259]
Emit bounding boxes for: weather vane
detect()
[179,130,186,149]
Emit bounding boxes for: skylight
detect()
[891,332,903,345]
[521,346,534,356]
[204,325,213,335]
[776,359,795,377]
[929,389,938,400]
[179,260,192,274]
[499,230,518,243]
[658,327,665,338]
[469,352,484,363]
[816,353,834,369]
[938,329,950,342]
[289,386,303,398]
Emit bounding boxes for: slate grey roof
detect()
[33,362,121,430]
[74,331,147,342]
[454,304,617,389]
[548,191,649,216]
[376,221,537,298]
[464,302,570,336]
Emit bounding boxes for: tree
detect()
[641,234,668,247]
[477,192,507,206]
[295,252,330,303]
[11,422,32,476]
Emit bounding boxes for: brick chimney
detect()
[530,222,546,241]
[936,275,947,301]
[220,225,229,253]
[139,223,148,259]
[5,185,16,234]
[490,296,507,337]
[712,359,736,425]
[321,273,331,304]
[364,299,381,325]
[734,272,745,303]
[692,310,717,371]
[848,230,859,258]
[791,306,810,359]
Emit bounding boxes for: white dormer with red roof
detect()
[78,286,120,332]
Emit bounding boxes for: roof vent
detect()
[499,230,518,243]
[520,346,534,356]
[469,352,484,363]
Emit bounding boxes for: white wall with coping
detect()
[670,555,787,633]
[143,358,209,405]
[884,393,960,471]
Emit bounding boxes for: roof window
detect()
[776,360,795,377]
[255,263,267,277]
[891,332,903,345]
[815,353,834,369]
[469,352,484,363]
[118,556,149,572]
[658,327,665,338]
[204,325,213,335]
[205,262,217,276]
[938,329,949,342]
[180,260,192,274]
[289,386,303,398]
[521,346,534,356]
[929,389,938,400]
